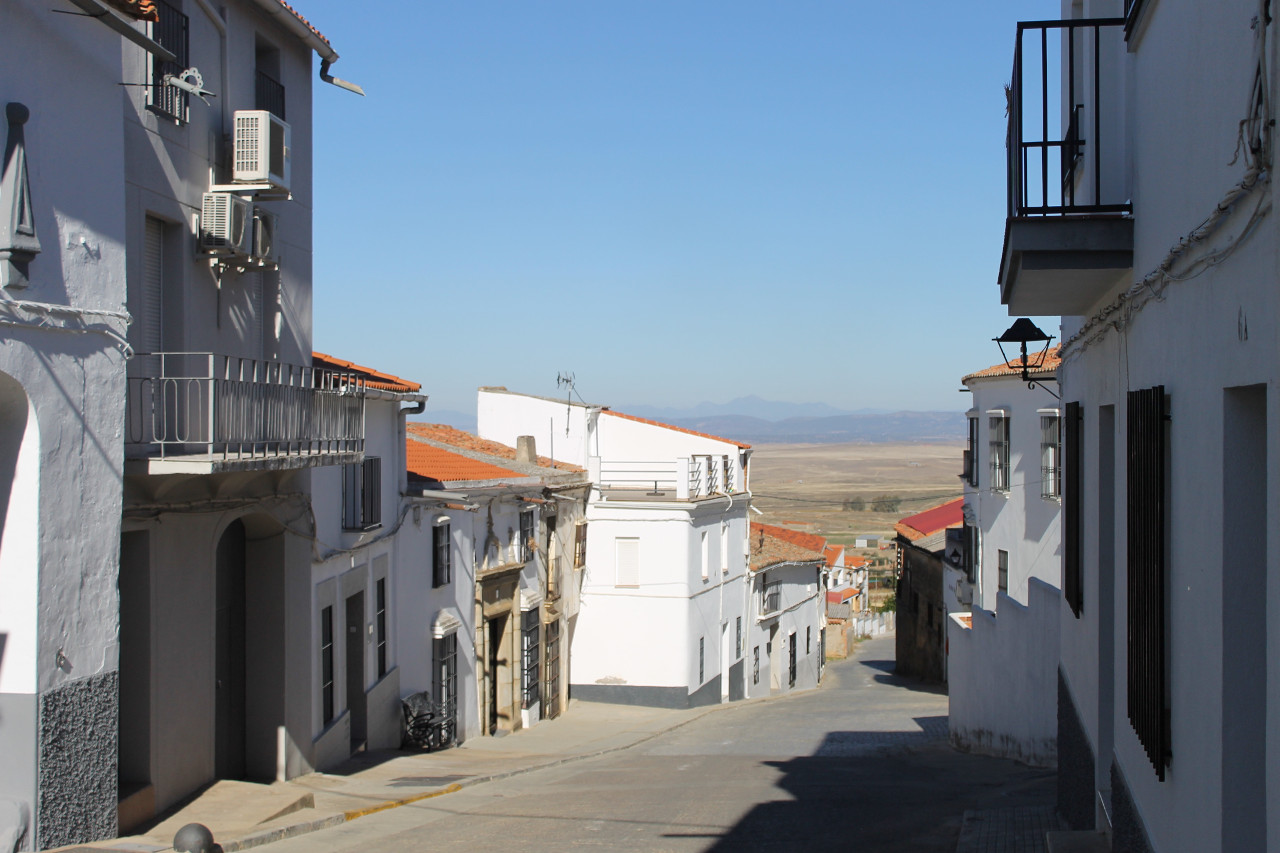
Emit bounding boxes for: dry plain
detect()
[748,441,965,563]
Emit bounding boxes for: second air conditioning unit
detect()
[199,192,253,257]
[233,109,291,193]
[250,207,279,267]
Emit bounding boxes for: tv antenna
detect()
[557,372,576,433]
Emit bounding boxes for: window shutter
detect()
[140,216,164,355]
[615,538,639,587]
[1064,401,1083,616]
[1127,385,1170,780]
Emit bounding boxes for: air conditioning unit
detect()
[233,110,290,193]
[250,207,279,266]
[199,192,252,257]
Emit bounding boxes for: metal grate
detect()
[149,0,189,122]
[522,610,541,710]
[1064,402,1083,616]
[432,634,458,746]
[1126,385,1170,779]
[989,415,1011,491]
[544,620,561,719]
[433,524,451,587]
[255,69,286,120]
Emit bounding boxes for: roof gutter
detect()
[248,0,365,95]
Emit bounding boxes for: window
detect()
[966,416,979,487]
[375,578,387,678]
[788,632,797,687]
[342,456,381,530]
[616,537,639,587]
[255,41,286,119]
[522,609,541,711]
[998,549,1009,593]
[989,413,1010,491]
[545,514,559,599]
[520,509,535,562]
[544,619,561,719]
[735,616,742,658]
[1127,385,1170,780]
[723,455,735,492]
[432,632,458,745]
[573,520,588,568]
[701,531,709,581]
[1064,402,1083,616]
[1041,412,1062,498]
[698,637,705,684]
[148,0,190,123]
[962,524,978,584]
[432,524,451,588]
[320,606,334,724]
[752,646,759,685]
[721,523,729,574]
[806,626,811,655]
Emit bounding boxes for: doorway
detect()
[720,622,730,701]
[486,615,509,735]
[345,591,366,751]
[215,520,247,780]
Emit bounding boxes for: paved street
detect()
[255,636,1054,853]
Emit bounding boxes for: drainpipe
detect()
[397,397,426,494]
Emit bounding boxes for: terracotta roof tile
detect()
[269,0,332,49]
[603,410,751,449]
[407,423,583,472]
[962,345,1062,384]
[406,440,521,485]
[312,352,421,393]
[823,544,843,568]
[750,522,827,571]
[894,497,964,542]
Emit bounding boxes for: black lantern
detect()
[994,318,1059,397]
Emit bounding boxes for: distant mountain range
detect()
[420,399,965,445]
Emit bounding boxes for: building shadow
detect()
[700,726,1054,852]
[860,657,948,695]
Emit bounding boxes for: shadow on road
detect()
[700,729,1055,852]
[860,657,949,695]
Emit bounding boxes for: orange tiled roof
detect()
[603,410,751,449]
[757,523,827,554]
[894,497,964,542]
[406,439,521,484]
[407,423,583,473]
[823,544,843,568]
[845,555,869,568]
[313,352,421,393]
[750,522,827,571]
[962,345,1062,384]
[268,0,332,50]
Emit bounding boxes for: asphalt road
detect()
[262,637,1053,852]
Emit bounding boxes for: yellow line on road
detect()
[343,783,464,821]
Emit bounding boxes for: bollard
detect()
[173,822,216,853]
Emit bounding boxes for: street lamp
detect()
[994,318,1059,398]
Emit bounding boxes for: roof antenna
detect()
[556,372,576,435]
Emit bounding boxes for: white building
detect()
[308,355,424,771]
[995,2,1280,849]
[3,0,362,847]
[947,350,1063,767]
[477,388,752,708]
[746,523,826,698]
[403,424,589,740]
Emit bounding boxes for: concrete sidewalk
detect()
[65,700,725,853]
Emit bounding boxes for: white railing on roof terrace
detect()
[594,456,738,500]
[126,352,366,463]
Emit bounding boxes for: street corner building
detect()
[893,497,963,684]
[0,0,365,847]
[746,523,827,697]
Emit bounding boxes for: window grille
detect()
[432,633,458,745]
[148,0,189,123]
[520,509,535,562]
[522,610,541,711]
[723,455,735,491]
[806,626,811,655]
[544,619,561,719]
[573,520,588,568]
[342,457,381,530]
[1042,414,1062,498]
[735,616,742,658]
[255,69,286,119]
[698,637,705,684]
[752,646,759,685]
[433,524,451,588]
[788,633,797,687]
[1127,385,1170,779]
[375,578,387,678]
[998,549,1009,593]
[1064,402,1083,616]
[989,415,1011,491]
[320,606,334,723]
[966,417,980,487]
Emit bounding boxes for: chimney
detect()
[516,435,536,464]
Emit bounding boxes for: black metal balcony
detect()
[255,70,286,120]
[999,18,1134,316]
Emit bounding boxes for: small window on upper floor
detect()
[989,412,1010,492]
[520,508,535,562]
[255,40,286,120]
[1040,411,1062,499]
[148,0,190,124]
[342,456,381,530]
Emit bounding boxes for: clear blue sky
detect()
[305,1,1058,416]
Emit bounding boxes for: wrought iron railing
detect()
[150,0,189,123]
[255,70,286,120]
[1007,18,1129,217]
[126,352,366,463]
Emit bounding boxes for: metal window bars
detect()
[255,69,286,120]
[149,0,189,122]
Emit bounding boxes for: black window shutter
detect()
[1064,401,1083,617]
[1127,385,1170,780]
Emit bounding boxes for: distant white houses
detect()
[746,523,827,698]
[478,388,753,707]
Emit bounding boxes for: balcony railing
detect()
[255,70,286,120]
[1007,18,1129,217]
[126,353,365,467]
[760,580,782,617]
[593,456,740,501]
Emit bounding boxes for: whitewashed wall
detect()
[948,579,1060,767]
[746,562,824,699]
